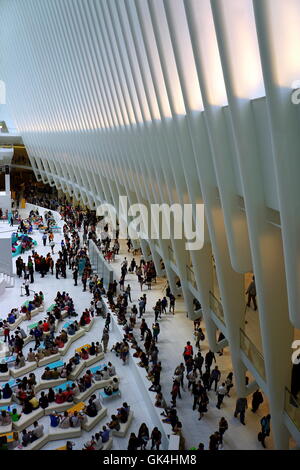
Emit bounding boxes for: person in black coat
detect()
[251,389,264,413]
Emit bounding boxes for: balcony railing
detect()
[168,246,176,264]
[285,388,300,431]
[209,291,225,325]
[186,265,197,289]
[240,329,266,380]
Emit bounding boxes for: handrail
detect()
[209,290,225,325]
[240,328,266,380]
[285,387,300,431]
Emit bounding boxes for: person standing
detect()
[251,389,264,413]
[73,267,78,286]
[82,272,88,292]
[102,328,109,353]
[246,275,257,310]
[259,414,271,448]
[205,350,216,375]
[24,278,30,297]
[234,397,248,425]
[42,233,47,247]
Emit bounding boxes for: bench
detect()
[82,407,107,432]
[10,362,37,379]
[35,377,67,394]
[22,433,49,450]
[12,408,44,432]
[47,359,64,370]
[38,353,61,368]
[0,424,12,434]
[102,438,113,450]
[0,397,12,406]
[44,401,74,416]
[58,329,85,356]
[53,380,74,392]
[23,426,82,450]
[73,376,118,404]
[0,372,10,382]
[68,352,104,381]
[112,411,133,437]
[99,389,121,400]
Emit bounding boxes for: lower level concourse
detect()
[1,202,296,451]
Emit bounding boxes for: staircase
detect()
[0,272,15,289]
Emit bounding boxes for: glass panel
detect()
[285,388,300,431]
[209,291,225,325]
[186,265,196,288]
[240,329,266,380]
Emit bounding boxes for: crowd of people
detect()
[0,196,273,451]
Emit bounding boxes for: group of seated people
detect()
[83,426,111,450]
[79,309,92,327]
[77,364,118,394]
[21,421,44,447]
[106,402,130,432]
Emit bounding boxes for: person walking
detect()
[169,294,175,314]
[194,352,204,377]
[205,350,216,375]
[195,328,205,350]
[234,397,248,425]
[246,275,257,310]
[218,417,228,447]
[183,342,193,363]
[251,389,264,413]
[216,383,227,409]
[225,372,234,397]
[259,414,271,448]
[209,366,221,392]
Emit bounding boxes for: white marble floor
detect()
[0,216,274,450]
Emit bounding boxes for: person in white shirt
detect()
[100,367,110,381]
[108,362,116,377]
[216,382,227,409]
[94,371,103,382]
[112,377,119,391]
[91,394,102,411]
[59,411,71,429]
[93,433,104,450]
[31,421,44,440]
[16,327,27,339]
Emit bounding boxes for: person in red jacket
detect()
[183,342,193,363]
